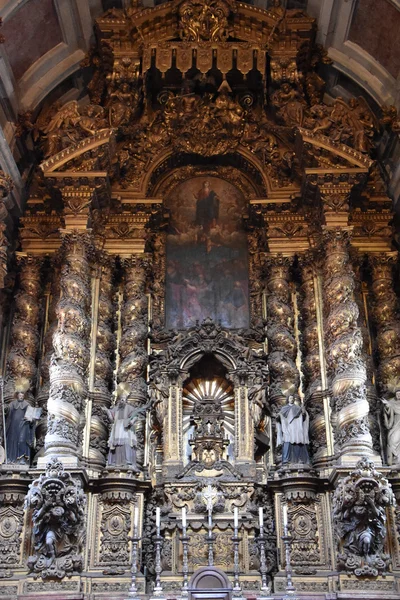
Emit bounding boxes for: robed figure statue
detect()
[103,384,148,470]
[382,389,400,465]
[5,381,41,464]
[276,395,310,464]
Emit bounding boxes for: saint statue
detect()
[5,380,41,464]
[382,390,400,465]
[276,395,310,464]
[103,384,148,470]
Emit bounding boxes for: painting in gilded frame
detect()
[165,177,249,329]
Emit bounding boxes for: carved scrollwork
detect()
[25,458,86,579]
[332,457,395,577]
[178,0,235,42]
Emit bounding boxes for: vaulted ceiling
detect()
[0,0,399,218]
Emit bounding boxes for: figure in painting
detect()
[276,395,310,464]
[382,389,400,465]
[195,180,220,235]
[103,383,148,470]
[5,379,41,464]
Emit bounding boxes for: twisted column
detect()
[34,258,61,461]
[264,254,300,463]
[5,254,43,400]
[248,231,264,329]
[298,252,331,463]
[42,233,92,465]
[119,255,151,467]
[89,254,116,468]
[322,230,373,462]
[369,253,400,394]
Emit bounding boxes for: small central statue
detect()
[103,383,147,470]
[276,395,310,464]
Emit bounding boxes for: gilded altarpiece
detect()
[0,1,398,599]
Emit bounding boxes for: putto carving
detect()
[25,458,86,579]
[178,0,235,42]
[332,458,395,576]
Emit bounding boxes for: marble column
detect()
[322,229,374,463]
[118,255,151,467]
[5,254,43,401]
[298,252,332,464]
[89,254,116,468]
[42,232,92,466]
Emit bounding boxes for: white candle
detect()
[156,507,160,529]
[182,507,186,528]
[283,504,288,528]
[259,507,263,529]
[234,507,238,529]
[134,506,139,530]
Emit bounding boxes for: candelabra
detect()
[257,526,271,597]
[153,532,164,596]
[128,528,141,598]
[231,524,241,595]
[282,510,298,600]
[180,524,190,596]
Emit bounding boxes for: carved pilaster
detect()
[263,254,299,403]
[321,229,374,462]
[298,252,331,463]
[42,232,93,465]
[89,254,116,468]
[4,254,44,401]
[369,253,400,394]
[118,255,151,467]
[150,233,166,330]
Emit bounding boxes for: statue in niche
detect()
[382,389,400,465]
[276,395,310,464]
[103,383,148,470]
[249,376,270,459]
[5,379,41,464]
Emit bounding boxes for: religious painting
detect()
[165,177,249,329]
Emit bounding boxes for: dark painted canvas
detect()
[165,177,249,329]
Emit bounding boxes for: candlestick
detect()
[259,507,264,530]
[128,520,141,599]
[232,510,241,595]
[153,531,164,597]
[181,513,189,597]
[282,507,298,600]
[207,506,215,566]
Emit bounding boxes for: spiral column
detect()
[34,258,61,461]
[264,254,300,462]
[88,254,116,468]
[298,252,332,464]
[5,254,43,401]
[118,255,151,467]
[42,233,92,466]
[322,229,374,463]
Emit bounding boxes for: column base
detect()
[37,455,80,468]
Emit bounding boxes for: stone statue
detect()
[103,384,148,470]
[276,395,310,464]
[5,380,41,464]
[382,390,400,465]
[332,457,395,576]
[25,457,86,579]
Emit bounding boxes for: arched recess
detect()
[148,321,269,482]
